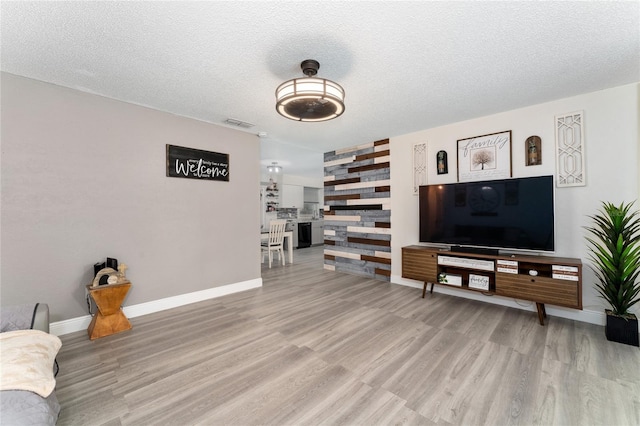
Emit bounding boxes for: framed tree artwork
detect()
[457,130,512,182]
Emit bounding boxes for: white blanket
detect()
[0,329,61,397]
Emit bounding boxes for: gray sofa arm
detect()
[1,303,49,333]
[32,303,50,333]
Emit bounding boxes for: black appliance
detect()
[298,222,312,248]
[419,175,555,252]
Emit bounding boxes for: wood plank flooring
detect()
[55,246,640,425]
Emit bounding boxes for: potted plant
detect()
[585,201,640,346]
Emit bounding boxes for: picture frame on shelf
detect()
[457,130,512,182]
[438,273,462,286]
[469,273,490,291]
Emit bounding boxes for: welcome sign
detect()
[166,144,229,182]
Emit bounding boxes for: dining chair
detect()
[262,219,287,268]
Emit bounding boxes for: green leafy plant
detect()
[585,201,640,317]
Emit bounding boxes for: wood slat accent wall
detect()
[323,138,391,281]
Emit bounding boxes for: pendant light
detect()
[267,162,282,173]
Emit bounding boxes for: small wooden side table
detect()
[86,282,132,340]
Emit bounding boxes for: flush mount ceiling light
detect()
[275,59,345,122]
[267,162,282,173]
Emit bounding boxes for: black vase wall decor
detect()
[525,135,542,166]
[436,150,448,175]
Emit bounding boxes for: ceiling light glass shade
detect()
[267,163,282,173]
[275,60,345,122]
[275,78,345,122]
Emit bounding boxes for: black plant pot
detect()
[605,310,639,347]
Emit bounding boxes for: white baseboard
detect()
[52,274,605,336]
[390,274,606,326]
[50,278,263,336]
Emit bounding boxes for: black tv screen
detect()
[419,175,555,252]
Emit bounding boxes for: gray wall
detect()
[1,73,261,321]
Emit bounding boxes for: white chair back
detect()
[268,220,287,247]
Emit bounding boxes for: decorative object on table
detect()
[91,263,129,287]
[436,150,448,175]
[525,135,542,166]
[457,130,512,182]
[92,268,118,287]
[584,201,640,346]
[412,142,427,195]
[166,144,229,182]
[93,257,127,283]
[118,263,128,279]
[106,257,118,270]
[93,261,106,277]
[275,59,345,122]
[555,111,585,187]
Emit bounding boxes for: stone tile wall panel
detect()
[324,139,391,281]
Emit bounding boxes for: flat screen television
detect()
[419,175,555,252]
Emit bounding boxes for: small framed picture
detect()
[469,274,490,291]
[438,273,462,286]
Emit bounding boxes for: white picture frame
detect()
[468,273,490,291]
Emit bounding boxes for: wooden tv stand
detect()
[401,245,582,325]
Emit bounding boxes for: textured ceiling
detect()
[2,1,639,178]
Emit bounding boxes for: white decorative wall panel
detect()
[555,111,585,187]
[412,142,427,194]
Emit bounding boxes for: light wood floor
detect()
[56,246,640,425]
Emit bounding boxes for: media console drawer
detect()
[495,273,581,309]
